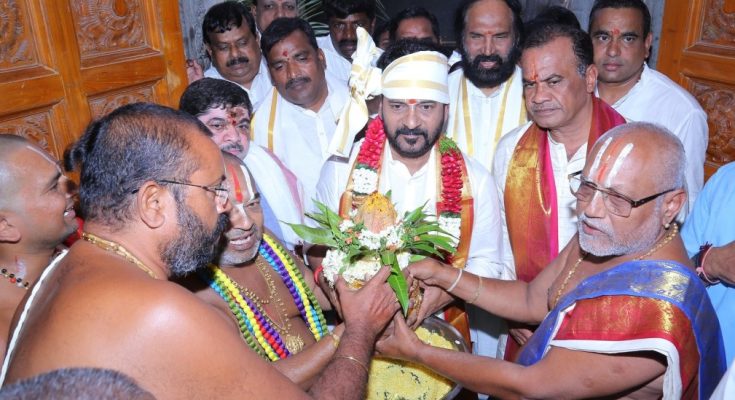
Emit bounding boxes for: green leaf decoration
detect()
[304,211,329,227]
[287,223,337,247]
[412,243,443,257]
[380,251,409,315]
[409,254,426,263]
[418,234,457,253]
[412,224,446,236]
[402,202,430,225]
[438,136,461,154]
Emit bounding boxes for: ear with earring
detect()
[664,221,671,229]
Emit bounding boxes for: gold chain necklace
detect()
[81,232,158,279]
[552,223,679,308]
[223,258,304,354]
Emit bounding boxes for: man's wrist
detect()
[695,243,721,285]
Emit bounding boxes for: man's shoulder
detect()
[448,68,464,88]
[637,66,704,111]
[704,162,735,191]
[491,121,532,180]
[496,122,532,154]
[326,73,350,103]
[461,151,492,179]
[316,34,332,47]
[203,66,223,80]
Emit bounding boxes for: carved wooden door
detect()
[0,0,187,160]
[658,0,735,179]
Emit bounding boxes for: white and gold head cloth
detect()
[381,51,450,104]
[329,30,449,157]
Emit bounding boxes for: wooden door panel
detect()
[88,85,156,119]
[659,0,735,178]
[0,0,187,160]
[0,104,70,157]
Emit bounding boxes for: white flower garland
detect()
[353,168,379,195]
[438,216,462,247]
[322,248,411,287]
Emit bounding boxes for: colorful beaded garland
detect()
[199,233,328,361]
[1,267,29,290]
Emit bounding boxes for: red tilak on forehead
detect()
[227,164,244,203]
[282,50,288,57]
[612,28,620,36]
[406,99,417,105]
[530,66,538,81]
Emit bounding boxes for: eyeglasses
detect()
[159,179,229,208]
[568,171,675,217]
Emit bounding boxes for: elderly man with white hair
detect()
[381,122,726,399]
[314,39,506,361]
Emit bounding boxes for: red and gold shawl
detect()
[504,97,625,360]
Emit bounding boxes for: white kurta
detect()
[597,64,708,213]
[316,34,351,84]
[712,360,735,400]
[316,140,508,359]
[492,122,587,279]
[447,50,462,67]
[203,57,273,111]
[243,144,305,250]
[251,75,349,208]
[447,65,527,171]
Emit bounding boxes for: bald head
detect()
[589,122,686,194]
[0,135,77,248]
[0,135,53,209]
[578,122,687,257]
[0,133,31,153]
[0,135,30,204]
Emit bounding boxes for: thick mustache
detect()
[226,57,250,67]
[395,127,427,139]
[222,142,244,153]
[472,54,503,69]
[286,76,311,90]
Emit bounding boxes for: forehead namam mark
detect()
[25,144,56,165]
[591,138,635,185]
[227,163,244,203]
[603,142,634,187]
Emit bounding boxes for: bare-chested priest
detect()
[0,103,400,399]
[179,153,342,389]
[0,135,77,361]
[380,122,726,399]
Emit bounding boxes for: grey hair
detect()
[596,121,686,192]
[0,368,154,400]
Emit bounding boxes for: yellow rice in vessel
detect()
[366,327,455,400]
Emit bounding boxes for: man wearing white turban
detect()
[314,39,508,362]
